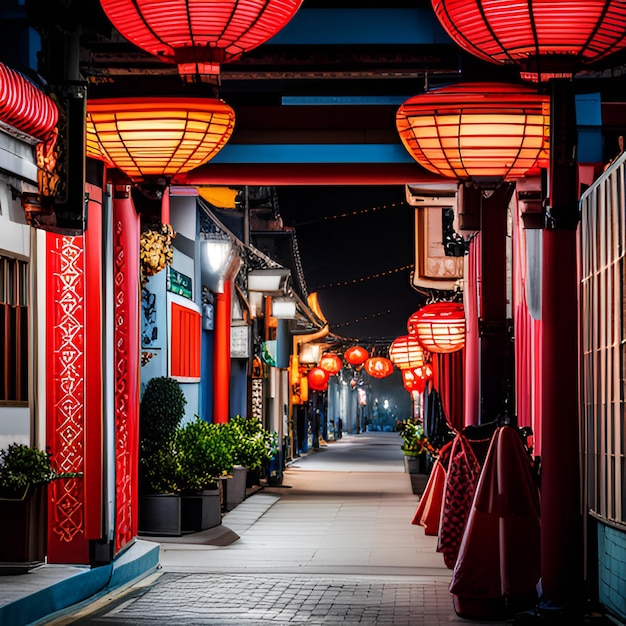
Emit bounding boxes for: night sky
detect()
[276,185,425,348]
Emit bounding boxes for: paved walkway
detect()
[43,432,510,625]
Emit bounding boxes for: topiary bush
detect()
[139,376,187,494]
[228,416,278,472]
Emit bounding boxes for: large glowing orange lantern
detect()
[408,302,465,354]
[308,367,329,392]
[364,357,393,379]
[100,0,303,81]
[396,82,549,185]
[388,335,425,370]
[86,98,235,182]
[319,353,343,376]
[344,346,369,366]
[431,0,626,82]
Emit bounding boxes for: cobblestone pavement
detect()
[69,572,491,625]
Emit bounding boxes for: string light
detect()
[294,201,406,227]
[313,264,413,290]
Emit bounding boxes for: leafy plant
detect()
[395,419,434,457]
[228,416,278,471]
[139,376,187,494]
[0,443,80,499]
[176,417,234,493]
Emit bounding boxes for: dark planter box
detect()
[403,453,432,475]
[181,490,221,532]
[139,494,182,536]
[222,466,247,512]
[0,485,47,572]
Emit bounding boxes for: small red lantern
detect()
[408,302,465,354]
[388,335,425,370]
[344,346,369,366]
[308,367,329,391]
[319,353,343,376]
[0,62,58,141]
[432,0,626,82]
[100,0,303,81]
[397,82,550,185]
[401,368,426,394]
[364,357,394,379]
[86,97,235,182]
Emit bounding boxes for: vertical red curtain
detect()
[433,349,465,433]
[512,207,543,455]
[463,233,481,427]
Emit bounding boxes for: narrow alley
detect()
[43,433,507,626]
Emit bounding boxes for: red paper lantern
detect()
[401,368,427,394]
[408,302,465,354]
[388,335,425,370]
[308,367,329,391]
[100,0,303,81]
[432,0,626,82]
[319,353,343,376]
[0,62,57,141]
[397,82,550,184]
[86,98,235,182]
[344,346,369,366]
[364,357,394,379]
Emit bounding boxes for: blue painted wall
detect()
[597,522,626,621]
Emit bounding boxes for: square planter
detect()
[181,489,221,532]
[0,485,47,573]
[139,494,182,536]
[222,466,247,512]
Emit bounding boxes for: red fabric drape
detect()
[437,433,482,569]
[463,234,481,426]
[511,210,542,455]
[449,426,540,619]
[433,350,464,433]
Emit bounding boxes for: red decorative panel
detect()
[46,233,89,564]
[112,195,140,553]
[170,302,201,379]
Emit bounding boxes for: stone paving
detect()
[43,433,511,626]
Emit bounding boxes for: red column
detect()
[213,279,232,423]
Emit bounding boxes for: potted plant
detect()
[396,419,434,475]
[138,376,187,536]
[0,443,79,570]
[229,416,278,487]
[176,417,232,531]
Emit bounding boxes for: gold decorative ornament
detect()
[140,223,175,276]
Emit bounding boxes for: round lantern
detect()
[344,346,369,366]
[364,357,394,379]
[100,0,303,81]
[408,302,465,354]
[432,0,626,82]
[0,62,57,141]
[396,82,550,185]
[401,368,426,394]
[319,353,343,376]
[388,335,425,370]
[308,367,329,392]
[86,98,235,182]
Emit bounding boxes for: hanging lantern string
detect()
[331,308,396,329]
[313,264,413,290]
[293,201,406,227]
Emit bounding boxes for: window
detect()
[170,302,201,379]
[0,255,29,403]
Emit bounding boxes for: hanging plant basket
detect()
[140,223,175,276]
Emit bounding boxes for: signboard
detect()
[167,267,193,299]
[230,324,250,358]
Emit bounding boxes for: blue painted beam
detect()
[210,144,414,164]
[268,9,452,46]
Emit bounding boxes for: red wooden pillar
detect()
[111,185,141,552]
[213,279,232,424]
[539,79,583,609]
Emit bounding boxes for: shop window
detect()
[0,255,28,403]
[170,302,201,379]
